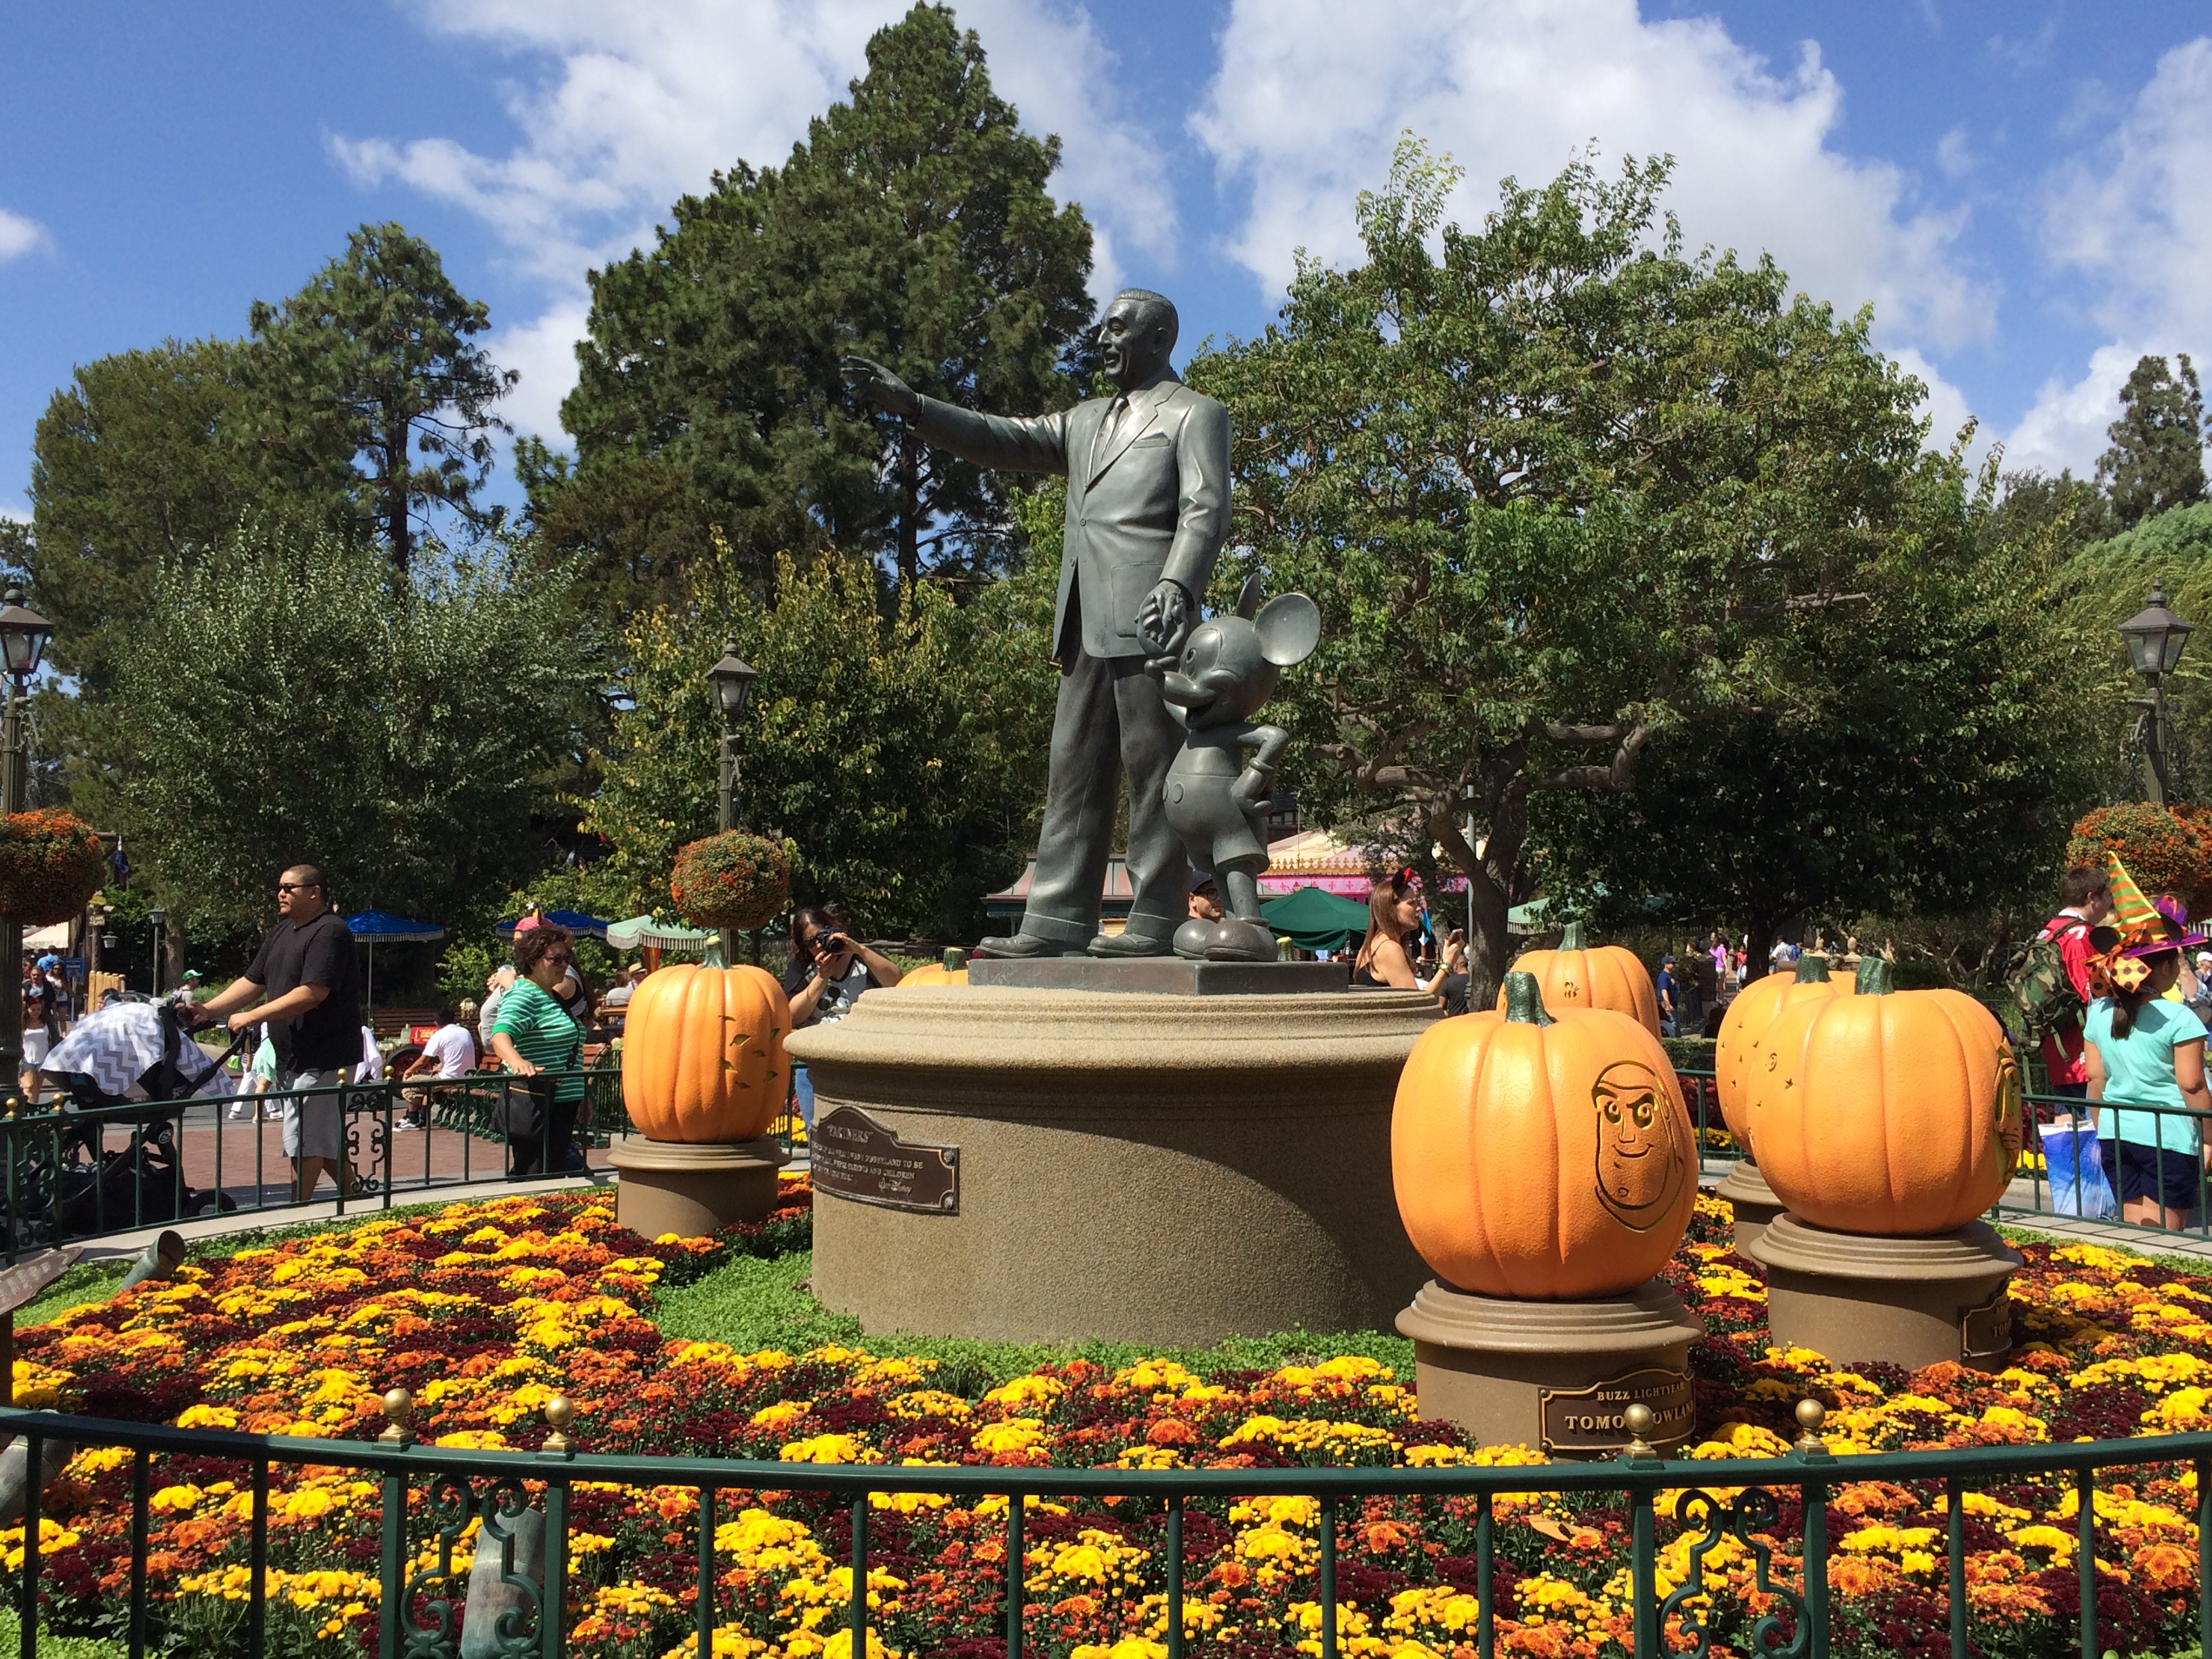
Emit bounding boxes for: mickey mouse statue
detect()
[1147,577,1323,962]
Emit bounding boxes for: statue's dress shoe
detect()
[1171,918,1215,961]
[1087,930,1175,958]
[973,933,1085,959]
[1203,920,1279,962]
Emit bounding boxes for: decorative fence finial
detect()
[1794,1397,1828,1454]
[379,1388,413,1447]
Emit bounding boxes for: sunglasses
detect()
[277,882,319,893]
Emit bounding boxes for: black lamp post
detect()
[705,642,759,963]
[2119,579,2195,806]
[0,586,54,1105]
[146,907,165,998]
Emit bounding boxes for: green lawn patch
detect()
[646,1246,1416,1391]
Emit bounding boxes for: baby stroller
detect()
[28,998,248,1240]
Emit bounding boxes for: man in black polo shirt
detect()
[194,864,361,1200]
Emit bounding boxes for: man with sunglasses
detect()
[194,865,361,1200]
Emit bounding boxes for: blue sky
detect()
[3,1,2210,525]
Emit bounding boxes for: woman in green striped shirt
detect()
[489,924,584,1176]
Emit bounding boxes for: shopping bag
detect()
[2040,1122,2117,1219]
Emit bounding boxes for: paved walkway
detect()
[1700,1160,2212,1263]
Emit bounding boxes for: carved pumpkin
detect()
[1746,957,2023,1236]
[620,963,790,1143]
[1496,920,1661,1036]
[1713,954,1850,1158]
[1393,971,1697,1299]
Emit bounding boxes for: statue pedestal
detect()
[1396,1279,1705,1458]
[786,984,1437,1345]
[1715,1162,1786,1258]
[608,1135,788,1240]
[1747,1213,2021,1371]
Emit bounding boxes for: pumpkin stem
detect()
[1502,970,1555,1026]
[1558,919,1586,951]
[1854,956,1894,996]
[1793,954,1831,983]
[944,947,968,972]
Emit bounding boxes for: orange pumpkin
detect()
[1713,954,1850,1156]
[1746,958,2023,1236]
[1496,920,1661,1036]
[1393,971,1698,1299]
[620,963,790,1143]
[901,949,970,987]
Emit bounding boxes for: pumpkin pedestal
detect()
[608,1134,790,1240]
[1713,1162,1786,1258]
[1746,1212,2021,1371]
[1395,1278,1705,1458]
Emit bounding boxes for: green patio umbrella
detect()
[1261,886,1374,952]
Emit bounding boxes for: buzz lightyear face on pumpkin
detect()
[1592,1060,1683,1230]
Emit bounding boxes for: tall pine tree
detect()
[249,224,516,570]
[535,2,1095,611]
[2097,352,2207,529]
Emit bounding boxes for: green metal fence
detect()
[0,1399,2203,1659]
[0,1067,628,1262]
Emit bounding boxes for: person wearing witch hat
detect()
[2082,893,2212,1232]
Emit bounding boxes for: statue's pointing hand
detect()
[840,356,920,418]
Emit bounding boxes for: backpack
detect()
[2003,916,2087,1041]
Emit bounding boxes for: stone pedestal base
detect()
[1748,1214,2022,1371]
[787,985,1439,1346]
[608,1135,788,1240]
[1715,1162,1786,1259]
[1395,1279,1706,1458]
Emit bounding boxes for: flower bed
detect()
[7,1189,2212,1657]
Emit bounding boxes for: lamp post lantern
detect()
[2120,579,2195,806]
[0,586,55,1105]
[705,642,759,963]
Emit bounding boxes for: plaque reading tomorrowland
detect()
[1538,1366,1696,1454]
[811,1105,960,1214]
[1961,1289,2013,1360]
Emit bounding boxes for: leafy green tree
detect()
[249,223,516,571]
[2097,353,2207,529]
[1984,467,2112,560]
[1189,141,1936,1002]
[22,339,334,687]
[583,538,1054,940]
[87,526,582,948]
[1538,453,2103,970]
[537,2,1095,611]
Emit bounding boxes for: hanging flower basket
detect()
[0,810,107,926]
[671,832,793,930]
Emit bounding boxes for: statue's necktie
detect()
[1093,394,1129,472]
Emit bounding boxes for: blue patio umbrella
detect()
[497,909,613,940]
[343,910,447,1007]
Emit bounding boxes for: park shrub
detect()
[0,809,106,925]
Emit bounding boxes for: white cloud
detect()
[1195,0,1992,354]
[492,296,592,449]
[344,0,1170,439]
[0,496,29,524]
[2001,37,2212,476]
[0,207,49,262]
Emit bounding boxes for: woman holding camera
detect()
[782,907,903,1133]
[782,905,905,1029]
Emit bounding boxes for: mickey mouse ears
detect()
[1233,575,1321,667]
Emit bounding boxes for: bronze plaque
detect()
[1539,1366,1696,1454]
[811,1105,959,1214]
[1960,1288,2013,1359]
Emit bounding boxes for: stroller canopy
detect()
[42,1002,230,1102]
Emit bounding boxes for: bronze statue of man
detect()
[843,289,1229,958]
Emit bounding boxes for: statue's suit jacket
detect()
[913,371,1231,661]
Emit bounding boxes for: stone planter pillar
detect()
[787,978,1438,1347]
[1748,1213,2020,1370]
[608,1135,787,1240]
